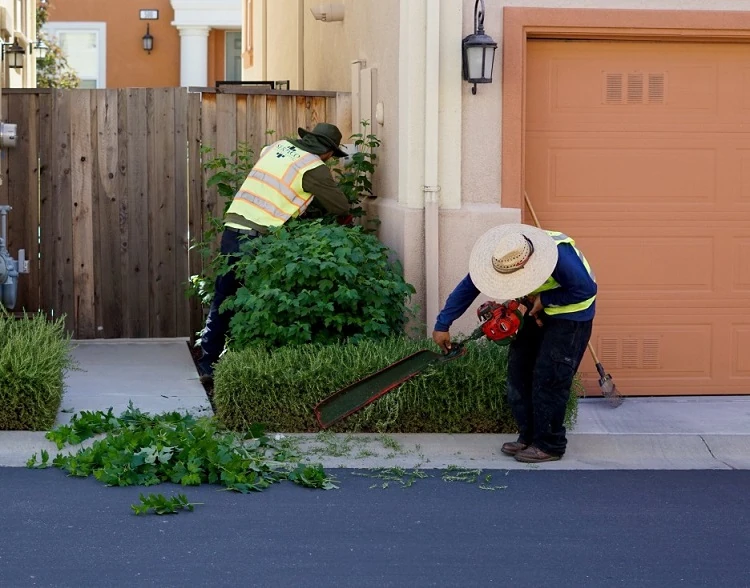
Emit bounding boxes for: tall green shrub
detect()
[0,311,74,430]
[222,220,416,349]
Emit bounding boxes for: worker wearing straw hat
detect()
[432,223,597,463]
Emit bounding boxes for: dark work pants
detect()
[198,229,256,376]
[506,315,593,455]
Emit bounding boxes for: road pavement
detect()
[1,467,748,587]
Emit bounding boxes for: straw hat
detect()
[469,224,558,300]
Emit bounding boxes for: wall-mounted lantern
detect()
[31,39,50,60]
[2,42,26,69]
[462,0,497,95]
[142,23,154,54]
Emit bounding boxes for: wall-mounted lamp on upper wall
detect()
[1,42,26,69]
[142,23,154,54]
[31,39,50,60]
[462,0,497,95]
[310,3,345,23]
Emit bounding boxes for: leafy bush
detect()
[0,311,74,430]
[222,220,416,349]
[212,337,578,434]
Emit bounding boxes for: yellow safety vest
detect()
[530,231,597,316]
[226,140,325,228]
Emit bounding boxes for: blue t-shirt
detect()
[434,243,597,331]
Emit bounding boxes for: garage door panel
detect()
[526,41,750,130]
[527,40,750,395]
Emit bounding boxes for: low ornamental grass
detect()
[213,337,579,434]
[0,311,74,431]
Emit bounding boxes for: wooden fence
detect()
[0,87,351,339]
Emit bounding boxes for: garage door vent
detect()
[627,73,644,104]
[598,337,662,369]
[603,72,666,105]
[648,73,665,104]
[605,73,623,103]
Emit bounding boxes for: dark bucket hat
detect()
[295,122,348,158]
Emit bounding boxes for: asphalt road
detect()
[1,468,748,588]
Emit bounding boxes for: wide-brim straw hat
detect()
[469,223,558,300]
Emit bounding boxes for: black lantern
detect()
[462,0,497,94]
[32,39,50,60]
[142,23,154,54]
[3,42,26,69]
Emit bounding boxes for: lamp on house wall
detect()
[31,39,50,60]
[2,41,26,69]
[462,0,497,95]
[142,23,154,54]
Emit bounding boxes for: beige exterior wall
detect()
[1,0,38,89]
[242,0,750,338]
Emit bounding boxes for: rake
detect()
[524,191,623,408]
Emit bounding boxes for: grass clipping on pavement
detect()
[212,337,579,433]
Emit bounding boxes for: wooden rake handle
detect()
[523,191,599,362]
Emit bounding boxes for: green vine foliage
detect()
[222,220,416,349]
[187,142,256,306]
[36,1,80,89]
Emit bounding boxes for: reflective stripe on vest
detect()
[531,231,596,316]
[226,140,324,228]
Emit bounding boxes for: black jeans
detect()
[506,315,592,455]
[198,229,256,375]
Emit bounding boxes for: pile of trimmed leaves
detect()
[27,404,337,492]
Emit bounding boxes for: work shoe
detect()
[514,445,562,463]
[500,441,529,456]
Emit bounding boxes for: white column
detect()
[177,26,210,87]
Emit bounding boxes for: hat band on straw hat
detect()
[492,236,535,274]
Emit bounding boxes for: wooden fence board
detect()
[3,93,39,313]
[276,95,295,140]
[40,91,75,332]
[94,89,122,338]
[187,91,204,341]
[148,88,178,337]
[125,88,150,338]
[173,87,190,335]
[70,90,96,339]
[116,89,130,337]
[246,94,267,161]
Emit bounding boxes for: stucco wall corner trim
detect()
[500,6,750,214]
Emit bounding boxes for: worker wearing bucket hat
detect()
[197,123,352,385]
[432,223,597,463]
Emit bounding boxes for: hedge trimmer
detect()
[313,300,526,429]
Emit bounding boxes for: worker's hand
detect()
[432,330,452,354]
[528,294,544,327]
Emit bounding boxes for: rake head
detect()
[598,372,624,408]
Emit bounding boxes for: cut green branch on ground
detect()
[27,405,337,494]
[131,493,202,516]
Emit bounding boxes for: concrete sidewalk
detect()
[1,339,749,469]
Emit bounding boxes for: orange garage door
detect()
[525,39,750,396]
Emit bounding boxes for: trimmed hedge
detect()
[0,312,74,431]
[212,337,579,434]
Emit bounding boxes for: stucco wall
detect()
[45,0,180,88]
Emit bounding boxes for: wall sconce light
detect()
[31,39,50,60]
[462,0,497,94]
[142,23,154,54]
[2,41,26,69]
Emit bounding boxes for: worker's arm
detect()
[539,244,597,308]
[302,165,351,216]
[432,274,481,352]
